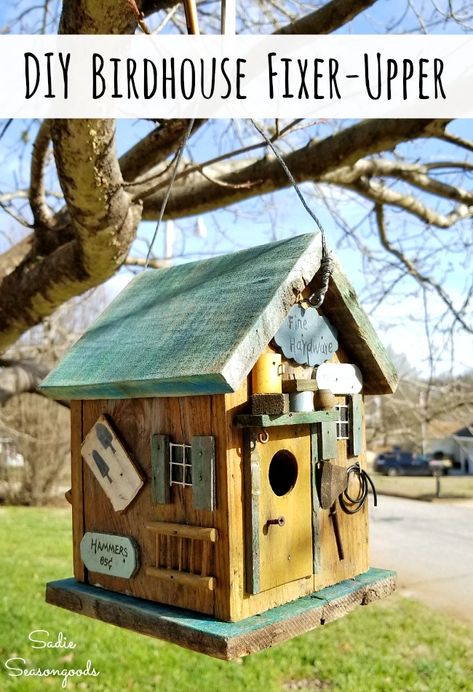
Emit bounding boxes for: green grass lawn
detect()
[0,507,472,691]
[373,474,473,501]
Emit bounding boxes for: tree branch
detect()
[350,175,472,228]
[374,203,472,334]
[120,119,204,182]
[0,1,145,351]
[139,119,451,219]
[0,358,49,405]
[30,120,53,229]
[275,0,377,34]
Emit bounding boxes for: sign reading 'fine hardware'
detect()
[274,304,338,367]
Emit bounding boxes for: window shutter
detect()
[319,421,337,460]
[191,436,216,511]
[350,394,363,457]
[150,434,170,504]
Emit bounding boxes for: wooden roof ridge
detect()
[40,233,398,400]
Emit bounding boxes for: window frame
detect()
[334,403,350,441]
[169,442,193,488]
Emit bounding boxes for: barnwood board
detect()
[310,425,321,574]
[41,233,323,399]
[192,436,216,511]
[225,384,314,622]
[145,567,215,591]
[256,425,313,593]
[319,421,337,460]
[310,570,397,625]
[71,401,85,582]
[45,568,396,660]
[80,397,220,618]
[244,429,261,595]
[41,233,398,401]
[81,415,144,512]
[350,394,363,457]
[235,410,337,428]
[320,262,398,395]
[150,434,170,505]
[282,379,318,393]
[146,522,218,542]
[313,398,369,591]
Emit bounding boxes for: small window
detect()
[169,443,192,487]
[335,404,349,440]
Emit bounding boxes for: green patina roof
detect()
[40,233,398,400]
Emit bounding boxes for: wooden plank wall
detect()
[73,341,370,622]
[79,396,228,617]
[312,392,369,591]
[224,378,314,622]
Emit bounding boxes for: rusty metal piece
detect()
[266,516,286,528]
[329,502,344,561]
[258,430,269,444]
[319,461,348,509]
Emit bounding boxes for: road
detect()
[370,495,473,625]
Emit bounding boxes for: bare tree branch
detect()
[276,0,377,34]
[120,119,204,182]
[139,119,451,219]
[29,120,53,229]
[0,359,49,405]
[350,175,472,228]
[374,203,472,334]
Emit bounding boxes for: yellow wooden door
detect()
[255,425,313,592]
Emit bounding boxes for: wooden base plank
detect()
[45,568,395,660]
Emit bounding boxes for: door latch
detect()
[266,516,286,528]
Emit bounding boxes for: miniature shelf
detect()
[145,522,217,590]
[146,522,218,542]
[46,567,396,660]
[145,567,215,591]
[235,409,338,428]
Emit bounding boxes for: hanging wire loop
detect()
[249,119,334,308]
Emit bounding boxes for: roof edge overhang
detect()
[39,373,234,400]
[40,232,398,400]
[221,232,324,391]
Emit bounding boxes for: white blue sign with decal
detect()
[274,304,338,366]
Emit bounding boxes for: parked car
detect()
[375,452,448,476]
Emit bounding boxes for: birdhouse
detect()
[41,233,397,659]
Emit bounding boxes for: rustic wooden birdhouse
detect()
[41,233,397,659]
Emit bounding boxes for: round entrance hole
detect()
[268,450,298,496]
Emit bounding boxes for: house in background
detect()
[425,421,473,474]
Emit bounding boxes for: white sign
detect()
[0,35,471,118]
[316,363,363,395]
[80,532,139,579]
[274,304,338,367]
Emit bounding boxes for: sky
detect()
[0,1,471,379]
